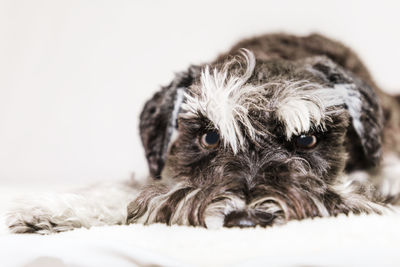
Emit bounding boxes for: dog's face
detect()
[128,50,384,228]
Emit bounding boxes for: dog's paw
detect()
[6,207,82,234]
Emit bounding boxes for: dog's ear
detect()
[139,66,201,179]
[305,57,384,168]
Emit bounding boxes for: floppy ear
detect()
[139,66,201,179]
[306,56,384,168]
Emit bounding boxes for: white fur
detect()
[333,83,363,136]
[132,182,248,228]
[182,49,263,153]
[309,196,330,217]
[204,194,246,229]
[248,194,330,221]
[248,197,286,224]
[331,174,389,214]
[133,182,193,225]
[170,188,202,225]
[172,88,185,128]
[345,155,400,203]
[375,154,400,198]
[167,87,185,153]
[6,181,139,234]
[275,82,346,139]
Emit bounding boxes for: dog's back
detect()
[219,34,375,89]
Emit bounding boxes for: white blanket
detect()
[1,184,400,267]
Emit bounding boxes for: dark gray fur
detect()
[139,66,201,178]
[129,33,400,228]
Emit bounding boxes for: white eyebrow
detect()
[182,49,263,153]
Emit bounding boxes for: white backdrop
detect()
[1,0,400,184]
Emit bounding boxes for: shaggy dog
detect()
[7,33,400,233]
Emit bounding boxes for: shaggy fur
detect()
[6,33,400,233]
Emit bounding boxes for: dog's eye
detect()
[200,131,220,149]
[295,135,317,149]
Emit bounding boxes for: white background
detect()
[1,0,400,184]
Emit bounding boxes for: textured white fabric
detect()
[1,184,400,267]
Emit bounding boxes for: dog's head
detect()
[129,50,383,228]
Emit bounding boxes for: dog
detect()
[6,33,400,233]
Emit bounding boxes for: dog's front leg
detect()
[6,181,139,234]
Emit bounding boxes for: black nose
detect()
[224,211,256,228]
[223,210,275,228]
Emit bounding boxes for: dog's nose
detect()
[223,210,275,228]
[223,211,257,228]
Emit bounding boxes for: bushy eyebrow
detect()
[182,49,261,153]
[276,82,359,139]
